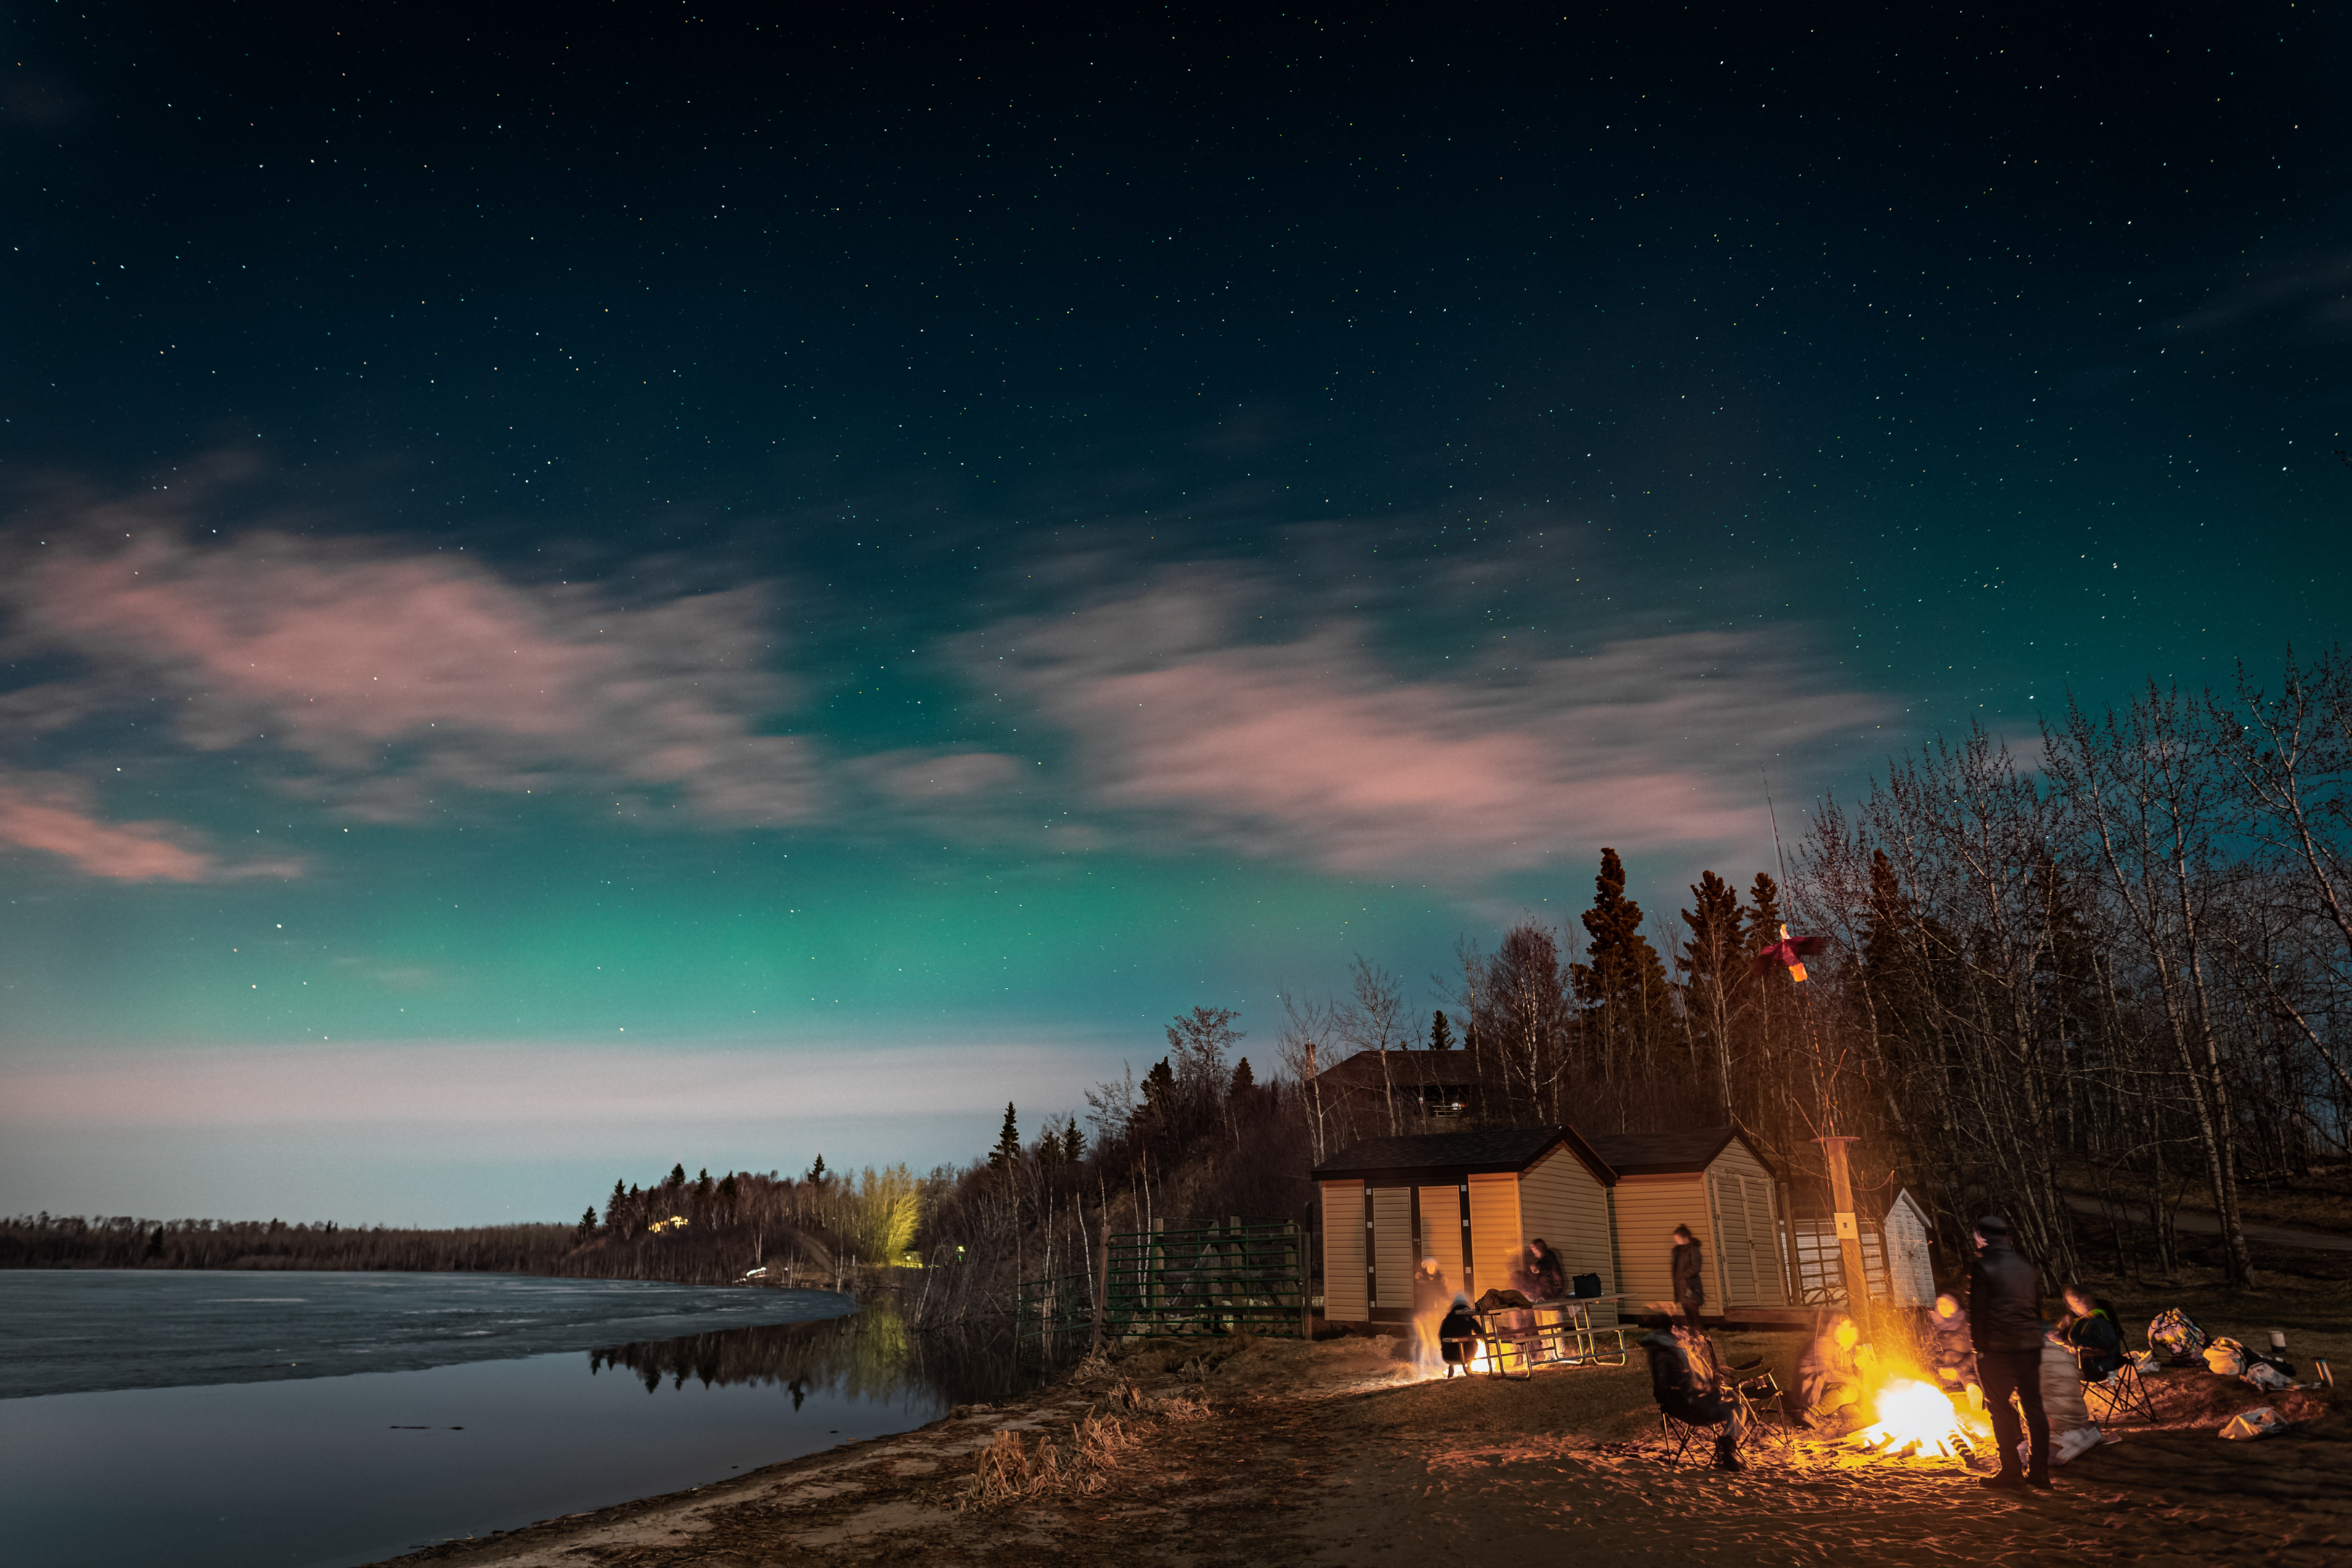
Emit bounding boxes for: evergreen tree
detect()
[1572,847,1678,1075]
[667,1162,687,1189]
[605,1179,627,1226]
[1428,1010,1455,1052]
[695,1168,714,1201]
[1230,1056,1256,1097]
[989,1102,1022,1169]
[806,1153,828,1185]
[1678,870,1746,1117]
[1138,1057,1178,1135]
[1061,1122,1085,1163]
[575,1207,599,1243]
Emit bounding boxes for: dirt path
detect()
[375,1338,2350,1568]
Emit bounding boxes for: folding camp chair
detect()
[2083,1360,2158,1425]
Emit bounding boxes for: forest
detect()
[11,653,2349,1321]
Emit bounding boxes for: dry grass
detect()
[959,1381,1217,1509]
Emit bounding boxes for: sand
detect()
[373,1333,2350,1567]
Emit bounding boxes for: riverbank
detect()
[378,1320,2347,1567]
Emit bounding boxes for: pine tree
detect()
[1061,1122,1085,1163]
[807,1153,828,1185]
[667,1162,687,1189]
[1678,869,1745,1117]
[576,1207,599,1243]
[1137,1057,1179,1140]
[1230,1056,1256,1097]
[1428,1010,1455,1052]
[989,1102,1021,1169]
[605,1179,628,1226]
[695,1168,714,1201]
[1572,847,1677,1080]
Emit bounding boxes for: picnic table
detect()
[1467,1292,1631,1379]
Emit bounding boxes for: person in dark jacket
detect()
[1670,1224,1707,1335]
[1519,1237,1568,1302]
[1965,1215,2051,1490]
[1437,1294,1483,1377]
[2051,1286,2124,1381]
[1643,1326,1744,1471]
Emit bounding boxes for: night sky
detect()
[4,6,2345,1224]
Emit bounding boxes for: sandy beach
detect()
[375,1329,2348,1567]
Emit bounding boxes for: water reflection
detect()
[589,1297,1070,1408]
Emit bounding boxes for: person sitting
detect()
[1643,1324,1744,1470]
[1797,1312,1878,1430]
[2051,1286,2125,1381]
[1927,1292,1983,1408]
[1437,1294,1483,1377]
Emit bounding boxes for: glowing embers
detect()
[1845,1378,1976,1460]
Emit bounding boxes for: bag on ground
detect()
[2147,1307,2208,1366]
[2218,1406,2288,1441]
[2203,1337,2247,1377]
[2020,1424,2112,1467]
[2242,1360,2293,1392]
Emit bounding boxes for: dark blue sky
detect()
[4,4,2345,1222]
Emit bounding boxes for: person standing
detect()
[1966,1215,2051,1490]
[1670,1224,1707,1336]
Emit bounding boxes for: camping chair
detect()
[2083,1360,2158,1426]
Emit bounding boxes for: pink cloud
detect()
[0,771,295,882]
[975,571,1886,878]
[15,531,820,826]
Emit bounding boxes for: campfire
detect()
[1843,1377,1978,1461]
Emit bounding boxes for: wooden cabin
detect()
[1580,1127,1787,1318]
[1312,1126,1620,1328]
[1312,1050,1489,1127]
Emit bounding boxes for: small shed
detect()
[1312,1126,1619,1328]
[1580,1126,1787,1318]
[1882,1188,1936,1304]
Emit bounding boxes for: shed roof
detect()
[1577,1126,1776,1178]
[1311,1124,1614,1185]
[1312,1050,1486,1090]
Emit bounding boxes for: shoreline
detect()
[371,1330,2350,1567]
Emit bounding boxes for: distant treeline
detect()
[1,1159,928,1288]
[0,1213,576,1273]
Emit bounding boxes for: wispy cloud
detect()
[12,528,821,828]
[971,568,1883,880]
[0,769,295,882]
[1,1037,1101,1127]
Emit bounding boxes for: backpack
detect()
[2204,1337,2247,1376]
[2147,1307,2208,1366]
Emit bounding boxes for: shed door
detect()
[1710,1173,1756,1303]
[1369,1186,1414,1312]
[1741,1175,1785,1305]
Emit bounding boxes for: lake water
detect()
[0,1272,1037,1568]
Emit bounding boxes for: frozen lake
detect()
[0,1272,1023,1568]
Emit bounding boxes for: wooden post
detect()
[1816,1135,1871,1336]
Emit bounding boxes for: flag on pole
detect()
[1751,923,1828,982]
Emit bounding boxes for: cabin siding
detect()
[1612,1172,1715,1317]
[1418,1182,1466,1296]
[1370,1186,1415,1315]
[1465,1172,1522,1299]
[1517,1144,1619,1328]
[1320,1180,1367,1322]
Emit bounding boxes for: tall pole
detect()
[1815,1134,1872,1336]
